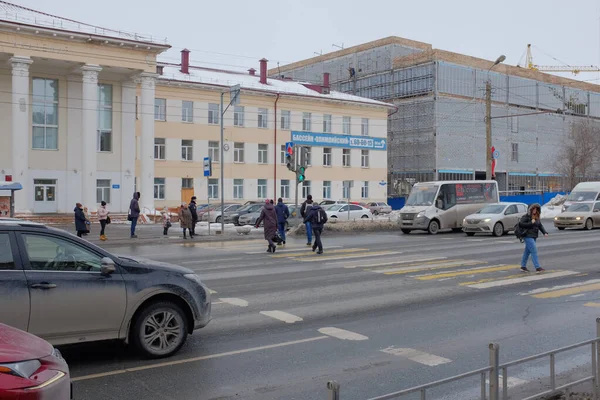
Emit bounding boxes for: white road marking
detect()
[260,310,303,324]
[246,245,342,254]
[318,327,369,341]
[380,347,452,366]
[497,240,518,244]
[410,264,504,277]
[519,279,600,296]
[467,271,578,289]
[212,301,224,305]
[181,257,248,264]
[343,257,447,269]
[571,294,587,298]
[298,251,402,262]
[208,289,217,294]
[486,376,529,388]
[438,278,454,281]
[71,335,329,382]
[467,239,486,242]
[218,298,249,307]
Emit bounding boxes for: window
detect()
[343,149,351,167]
[234,106,245,127]
[32,78,58,150]
[323,114,332,133]
[361,118,369,136]
[517,204,528,214]
[181,139,193,161]
[182,100,193,122]
[281,179,290,199]
[280,145,286,164]
[343,116,351,134]
[281,110,291,129]
[343,181,352,199]
[511,143,519,162]
[302,112,312,131]
[208,179,219,199]
[302,181,311,198]
[258,144,268,164]
[323,181,331,199]
[209,141,220,162]
[182,178,193,189]
[154,138,166,160]
[23,234,102,272]
[361,150,370,168]
[154,98,166,121]
[257,179,267,198]
[154,178,165,199]
[323,148,332,166]
[233,179,244,199]
[505,205,518,215]
[511,117,519,133]
[258,108,268,128]
[234,142,245,163]
[208,103,220,125]
[361,181,369,199]
[97,84,112,152]
[96,179,111,204]
[0,234,15,270]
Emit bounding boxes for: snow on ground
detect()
[542,194,566,219]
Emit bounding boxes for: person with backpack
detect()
[300,195,313,246]
[517,203,548,273]
[304,202,328,254]
[275,198,290,246]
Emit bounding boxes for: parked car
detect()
[201,203,242,223]
[462,202,528,237]
[367,202,392,215]
[238,207,264,227]
[0,323,71,400]
[554,201,600,230]
[325,204,373,221]
[224,202,263,225]
[0,218,211,359]
[319,200,346,206]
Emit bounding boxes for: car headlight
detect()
[483,218,491,223]
[463,218,467,225]
[554,217,558,221]
[575,216,582,220]
[416,212,425,218]
[0,360,41,379]
[184,273,203,285]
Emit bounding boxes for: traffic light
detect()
[286,152,295,171]
[297,166,306,183]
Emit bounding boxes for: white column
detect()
[120,80,137,213]
[10,56,33,212]
[81,64,102,211]
[139,73,157,212]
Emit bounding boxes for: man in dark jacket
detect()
[300,195,313,246]
[304,203,327,254]
[129,192,141,238]
[189,196,198,236]
[275,198,290,245]
[518,203,548,273]
[74,203,87,238]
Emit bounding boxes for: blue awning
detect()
[0,182,23,191]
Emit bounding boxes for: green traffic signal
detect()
[297,166,306,183]
[298,174,305,183]
[299,166,305,174]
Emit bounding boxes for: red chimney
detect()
[323,72,330,87]
[259,58,268,84]
[180,49,190,74]
[248,68,256,76]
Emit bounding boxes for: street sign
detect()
[493,150,500,159]
[112,184,120,189]
[230,84,240,106]
[285,141,294,155]
[203,157,212,177]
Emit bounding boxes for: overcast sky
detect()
[14,0,600,82]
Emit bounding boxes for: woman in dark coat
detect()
[178,203,194,239]
[255,200,278,253]
[74,203,87,238]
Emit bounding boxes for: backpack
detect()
[514,222,526,241]
[316,208,328,224]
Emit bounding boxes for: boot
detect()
[100,235,107,241]
[183,230,187,239]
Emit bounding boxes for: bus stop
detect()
[0,181,23,217]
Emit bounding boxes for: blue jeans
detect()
[278,222,286,242]
[521,237,540,269]
[305,221,312,243]
[130,217,138,237]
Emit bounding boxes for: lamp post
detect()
[486,55,506,180]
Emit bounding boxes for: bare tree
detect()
[555,121,600,190]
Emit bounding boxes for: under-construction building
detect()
[270,37,600,195]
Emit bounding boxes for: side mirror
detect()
[101,257,116,276]
[594,209,600,213]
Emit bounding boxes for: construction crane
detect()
[522,44,600,75]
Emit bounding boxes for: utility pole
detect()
[485,80,492,180]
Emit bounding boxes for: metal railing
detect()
[327,318,600,400]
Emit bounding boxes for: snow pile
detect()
[541,194,566,219]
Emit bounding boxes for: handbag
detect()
[166,220,172,228]
[106,216,111,225]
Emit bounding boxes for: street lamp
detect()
[485,55,506,180]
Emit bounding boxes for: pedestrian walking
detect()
[128,192,141,238]
[519,203,548,273]
[300,194,314,246]
[74,203,87,238]
[304,202,328,254]
[189,196,198,237]
[97,201,109,241]
[275,198,290,245]
[178,202,193,239]
[162,207,172,236]
[256,199,278,253]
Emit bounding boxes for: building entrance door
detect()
[33,179,57,213]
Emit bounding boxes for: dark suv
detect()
[0,219,211,358]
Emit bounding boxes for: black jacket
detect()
[189,201,198,221]
[74,207,87,232]
[300,200,313,218]
[304,205,327,229]
[518,214,547,239]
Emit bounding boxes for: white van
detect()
[562,182,600,212]
[400,180,499,234]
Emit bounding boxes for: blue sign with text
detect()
[291,131,386,151]
[112,184,120,189]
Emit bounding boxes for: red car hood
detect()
[0,323,53,363]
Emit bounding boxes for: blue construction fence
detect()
[387,192,566,211]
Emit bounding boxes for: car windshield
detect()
[477,205,506,214]
[567,203,591,212]
[406,186,438,206]
[567,191,597,202]
[326,204,343,211]
[377,202,388,206]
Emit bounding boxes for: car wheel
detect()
[465,232,475,237]
[361,215,370,219]
[132,301,188,359]
[585,218,594,230]
[557,227,565,231]
[401,229,411,234]
[492,222,504,237]
[215,216,222,223]
[428,220,440,235]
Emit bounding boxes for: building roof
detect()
[158,63,394,108]
[0,1,169,48]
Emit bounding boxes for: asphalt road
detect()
[63,223,600,400]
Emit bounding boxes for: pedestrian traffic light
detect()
[297,166,306,183]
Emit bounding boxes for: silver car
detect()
[201,203,242,223]
[554,201,600,230]
[462,202,528,237]
[367,202,392,215]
